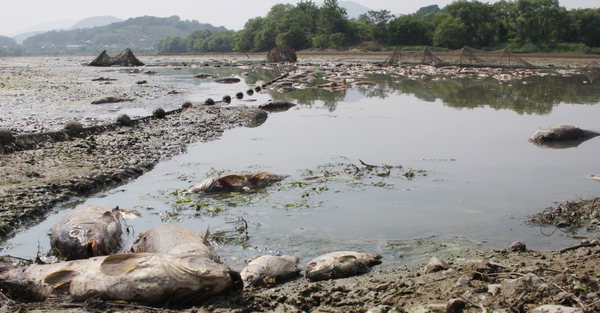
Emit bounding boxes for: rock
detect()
[510,241,527,252]
[454,275,471,287]
[238,108,268,128]
[529,124,599,145]
[425,304,446,313]
[182,102,193,109]
[91,96,133,104]
[0,128,14,145]
[194,73,214,79]
[152,107,166,118]
[446,299,466,313]
[259,101,296,112]
[424,257,449,273]
[215,78,241,84]
[116,114,133,126]
[531,305,582,313]
[267,47,297,63]
[487,284,502,296]
[500,273,547,297]
[64,121,84,134]
[204,98,215,105]
[366,305,401,313]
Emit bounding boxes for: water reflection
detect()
[262,73,600,115]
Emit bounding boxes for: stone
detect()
[530,305,582,313]
[152,108,166,118]
[424,257,449,273]
[500,273,547,297]
[510,241,527,252]
[446,298,466,313]
[487,284,502,296]
[64,121,84,134]
[0,128,15,145]
[116,114,133,126]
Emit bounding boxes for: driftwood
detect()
[89,48,144,67]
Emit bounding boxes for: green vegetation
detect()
[15,16,224,56]
[156,0,600,54]
[2,0,599,56]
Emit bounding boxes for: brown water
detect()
[2,65,599,269]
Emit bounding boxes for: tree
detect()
[388,15,431,46]
[433,16,468,49]
[276,23,310,49]
[317,0,349,36]
[569,8,600,47]
[446,0,495,47]
[512,0,570,43]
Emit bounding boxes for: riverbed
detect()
[1,55,599,272]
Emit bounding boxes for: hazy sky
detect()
[1,0,598,37]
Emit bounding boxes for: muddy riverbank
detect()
[1,53,599,312]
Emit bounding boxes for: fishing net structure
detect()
[89,48,145,67]
[383,46,532,68]
[267,47,297,63]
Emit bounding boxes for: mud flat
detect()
[0,54,599,312]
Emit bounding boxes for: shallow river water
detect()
[3,64,600,269]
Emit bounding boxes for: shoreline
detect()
[0,55,599,312]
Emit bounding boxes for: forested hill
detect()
[22,15,225,55]
[0,35,17,47]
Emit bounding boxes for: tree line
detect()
[155,0,600,54]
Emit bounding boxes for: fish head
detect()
[240,264,267,288]
[305,255,336,281]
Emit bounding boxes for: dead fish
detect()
[240,255,301,288]
[587,174,600,182]
[305,251,382,281]
[258,101,296,112]
[0,256,104,300]
[188,171,288,193]
[1,253,238,304]
[132,225,220,263]
[529,125,599,144]
[50,205,138,260]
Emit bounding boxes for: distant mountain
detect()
[14,16,123,44]
[0,35,17,48]
[23,15,225,55]
[13,31,43,45]
[339,1,371,19]
[71,16,123,30]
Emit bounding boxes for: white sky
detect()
[1,0,598,37]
